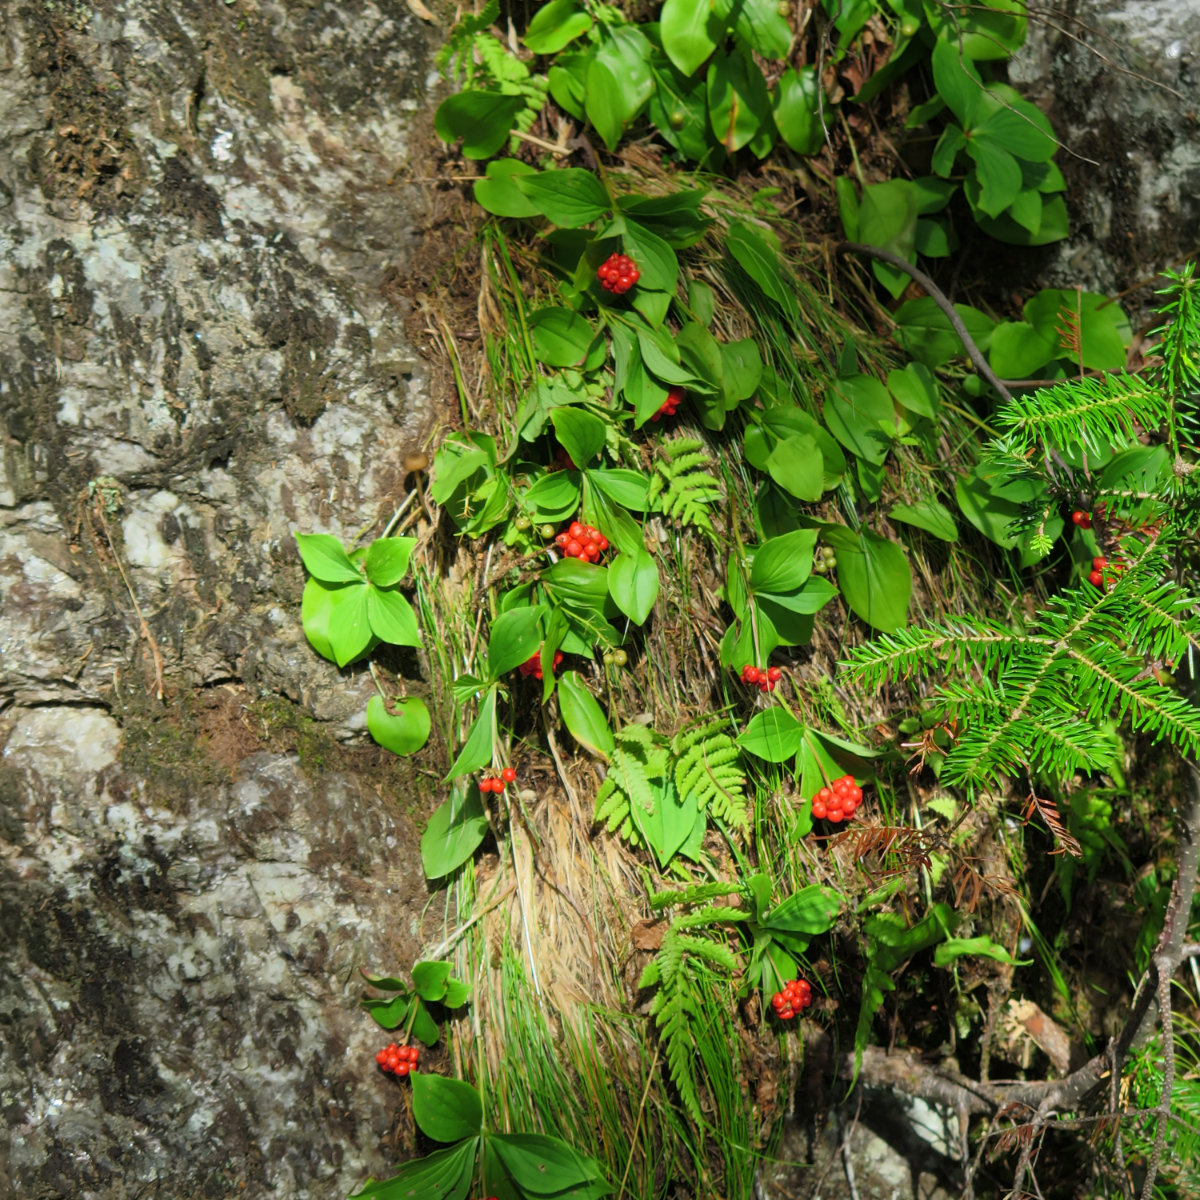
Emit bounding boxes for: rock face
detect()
[0,1,444,1195]
[1010,1,1200,319]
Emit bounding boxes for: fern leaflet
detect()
[672,717,749,830]
[648,438,723,536]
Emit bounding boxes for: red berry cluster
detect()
[518,649,564,680]
[480,766,518,793]
[651,387,685,422]
[597,253,639,295]
[376,1043,419,1076]
[1071,510,1093,529]
[740,664,783,692]
[811,775,863,823]
[1088,555,1126,590]
[770,977,812,1021]
[555,520,609,561]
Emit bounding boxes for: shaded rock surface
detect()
[1010,1,1200,323]
[1,0,445,1195]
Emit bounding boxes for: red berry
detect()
[565,539,583,557]
[771,992,786,1009]
[1088,569,1104,587]
[817,786,833,804]
[568,521,584,538]
[396,1062,411,1076]
[555,533,569,548]
[1092,556,1107,570]
[501,767,517,783]
[767,667,782,682]
[827,808,844,823]
[811,800,828,819]
[1071,510,1086,525]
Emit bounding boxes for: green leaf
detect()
[490,1132,606,1195]
[446,687,498,779]
[758,575,838,615]
[365,537,418,587]
[823,374,895,465]
[738,707,803,762]
[629,776,702,870]
[515,169,611,228]
[558,672,615,759]
[608,548,660,625]
[892,297,996,367]
[750,528,818,594]
[411,999,441,1047]
[955,465,1024,549]
[988,320,1056,379]
[931,124,967,177]
[888,500,958,541]
[329,584,373,666]
[295,532,361,583]
[301,577,345,663]
[586,27,654,149]
[688,278,716,326]
[420,786,488,879]
[474,158,541,218]
[367,586,421,646]
[442,978,471,1008]
[887,362,939,418]
[772,66,825,155]
[487,605,548,679]
[551,406,607,467]
[522,470,582,521]
[914,217,952,257]
[621,220,679,294]
[765,434,824,500]
[931,37,983,125]
[726,223,797,319]
[531,307,595,367]
[661,0,726,76]
[836,531,912,631]
[933,936,1032,967]
[734,0,793,57]
[676,320,724,394]
[965,137,1022,218]
[975,194,1068,246]
[764,884,842,935]
[411,960,451,1001]
[1024,289,1130,371]
[858,180,919,298]
[707,48,772,154]
[434,91,525,159]
[412,1074,483,1143]
[347,1139,476,1200]
[636,326,695,386]
[588,468,649,510]
[721,338,763,404]
[367,695,432,756]
[974,100,1056,161]
[524,0,592,52]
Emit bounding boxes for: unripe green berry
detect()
[539,524,556,539]
[821,545,837,562]
[669,110,685,130]
[826,556,837,569]
[814,560,828,574]
[613,649,628,667]
[777,0,790,14]
[515,515,532,532]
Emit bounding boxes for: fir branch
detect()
[840,619,1029,688]
[994,373,1171,458]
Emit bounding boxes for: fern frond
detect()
[592,724,669,849]
[994,373,1172,458]
[649,437,723,535]
[672,718,749,829]
[649,881,742,909]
